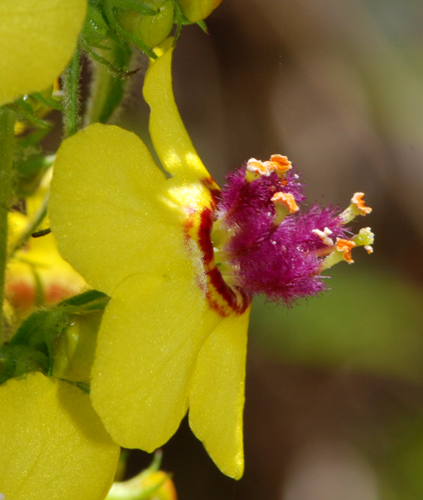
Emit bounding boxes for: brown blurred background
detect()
[101,0,423,497]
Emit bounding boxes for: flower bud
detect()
[106,452,177,500]
[178,0,222,22]
[83,4,110,46]
[116,0,174,49]
[52,311,102,384]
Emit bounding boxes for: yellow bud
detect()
[140,470,177,500]
[178,0,222,22]
[107,467,177,500]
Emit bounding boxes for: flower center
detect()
[187,155,373,312]
[205,155,374,306]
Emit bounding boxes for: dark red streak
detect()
[197,207,250,316]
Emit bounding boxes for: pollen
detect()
[266,154,292,174]
[246,154,292,180]
[271,192,299,213]
[335,238,356,263]
[351,192,372,215]
[312,227,334,246]
[246,158,273,177]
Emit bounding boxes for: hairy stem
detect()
[63,44,82,138]
[0,107,16,345]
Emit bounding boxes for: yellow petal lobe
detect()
[0,372,119,500]
[91,273,221,451]
[189,306,251,479]
[0,0,87,106]
[50,124,190,295]
[144,44,217,188]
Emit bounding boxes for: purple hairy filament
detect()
[206,155,374,307]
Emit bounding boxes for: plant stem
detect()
[0,107,16,346]
[8,155,55,256]
[84,40,133,126]
[9,192,49,257]
[63,44,82,138]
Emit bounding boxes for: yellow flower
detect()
[0,372,119,500]
[6,170,86,318]
[6,213,87,313]
[50,44,250,479]
[0,0,87,106]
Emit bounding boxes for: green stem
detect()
[0,107,16,346]
[9,191,49,256]
[84,39,133,125]
[8,155,54,256]
[63,44,82,138]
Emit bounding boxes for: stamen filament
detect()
[272,192,299,225]
[340,192,372,224]
[320,227,374,271]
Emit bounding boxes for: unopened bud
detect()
[52,311,102,384]
[116,0,174,48]
[178,0,222,22]
[106,451,177,500]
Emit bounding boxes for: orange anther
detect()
[336,238,356,263]
[271,192,299,213]
[246,158,273,176]
[351,192,372,215]
[247,154,292,178]
[267,154,292,173]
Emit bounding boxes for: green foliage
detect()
[1,290,109,385]
[250,265,423,381]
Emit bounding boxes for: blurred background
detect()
[101,0,423,497]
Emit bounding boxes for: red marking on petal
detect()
[198,208,250,316]
[184,186,250,317]
[201,176,220,206]
[6,280,35,311]
[46,283,75,304]
[198,208,214,264]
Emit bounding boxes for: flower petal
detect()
[50,123,189,295]
[189,307,251,479]
[91,273,221,451]
[0,0,86,106]
[0,372,119,500]
[143,44,215,186]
